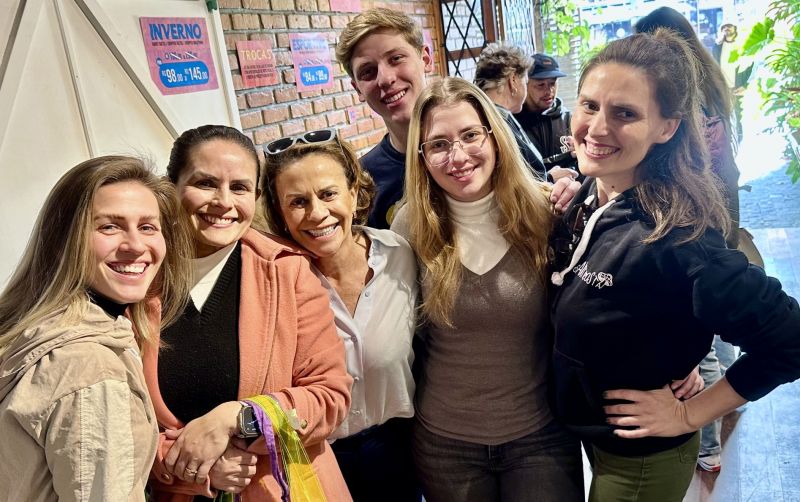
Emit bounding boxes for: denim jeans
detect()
[698,335,739,456]
[698,345,723,456]
[412,419,584,502]
[714,334,738,372]
[332,417,420,502]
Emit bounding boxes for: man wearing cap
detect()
[514,53,578,174]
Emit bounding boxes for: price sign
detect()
[236,40,279,89]
[140,17,219,95]
[289,33,334,92]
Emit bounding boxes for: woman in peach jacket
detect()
[143,125,352,501]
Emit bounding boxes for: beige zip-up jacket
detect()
[0,303,158,501]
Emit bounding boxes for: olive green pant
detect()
[589,432,700,502]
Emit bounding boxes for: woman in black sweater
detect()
[549,30,800,501]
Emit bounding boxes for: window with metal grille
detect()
[437,0,536,82]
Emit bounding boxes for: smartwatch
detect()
[236,403,261,438]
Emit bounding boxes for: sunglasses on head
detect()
[264,129,338,156]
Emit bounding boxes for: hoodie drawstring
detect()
[551,195,617,286]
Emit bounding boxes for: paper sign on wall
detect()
[139,17,219,95]
[288,33,334,92]
[236,40,279,88]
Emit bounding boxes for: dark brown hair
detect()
[167,125,260,186]
[262,139,376,238]
[579,30,730,243]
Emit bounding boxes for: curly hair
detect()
[474,42,532,92]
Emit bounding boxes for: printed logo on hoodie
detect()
[573,262,614,289]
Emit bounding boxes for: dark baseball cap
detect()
[529,54,567,79]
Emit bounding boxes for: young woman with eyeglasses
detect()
[548,30,800,501]
[142,125,352,501]
[391,76,584,502]
[262,130,421,502]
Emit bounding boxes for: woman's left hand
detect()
[603,385,694,439]
[550,176,581,213]
[164,401,242,484]
[670,365,704,399]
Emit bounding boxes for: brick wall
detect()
[218,0,443,159]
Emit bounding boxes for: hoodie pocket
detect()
[551,347,606,427]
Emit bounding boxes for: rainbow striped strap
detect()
[244,395,328,502]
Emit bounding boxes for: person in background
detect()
[0,156,193,501]
[392,76,584,502]
[335,8,579,229]
[635,5,744,473]
[549,30,800,501]
[713,23,751,142]
[143,125,352,501]
[262,129,420,502]
[514,53,579,177]
[474,42,549,179]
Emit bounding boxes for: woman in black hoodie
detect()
[549,30,800,501]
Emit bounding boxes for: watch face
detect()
[238,405,260,438]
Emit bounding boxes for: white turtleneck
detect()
[190,242,237,311]
[446,192,510,275]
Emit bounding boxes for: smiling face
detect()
[421,101,497,202]
[89,181,166,304]
[349,28,433,138]
[175,139,259,257]
[571,63,679,196]
[275,153,358,260]
[526,77,558,112]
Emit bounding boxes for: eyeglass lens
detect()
[422,128,488,166]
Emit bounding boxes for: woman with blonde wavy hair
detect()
[391,76,584,502]
[0,156,193,501]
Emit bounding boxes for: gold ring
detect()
[185,468,198,475]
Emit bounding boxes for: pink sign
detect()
[330,0,360,12]
[289,33,334,92]
[139,17,219,95]
[236,40,279,89]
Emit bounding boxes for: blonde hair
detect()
[262,139,376,239]
[405,77,554,326]
[335,8,424,78]
[474,42,532,92]
[580,30,730,243]
[0,156,193,355]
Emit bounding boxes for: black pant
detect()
[332,417,421,502]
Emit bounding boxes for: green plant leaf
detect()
[741,19,775,55]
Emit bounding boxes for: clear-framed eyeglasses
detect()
[419,126,493,167]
